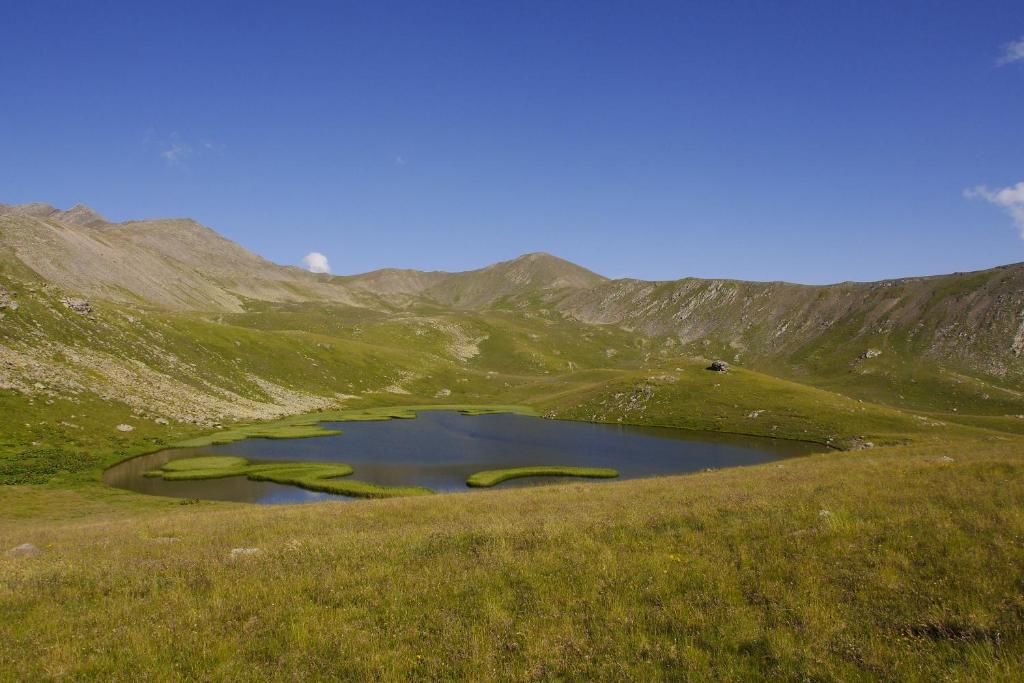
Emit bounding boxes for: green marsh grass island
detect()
[466,466,620,488]
[146,456,432,498]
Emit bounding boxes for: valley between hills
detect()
[2,203,1024,679]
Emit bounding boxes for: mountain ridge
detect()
[2,202,1022,386]
[4,201,1019,286]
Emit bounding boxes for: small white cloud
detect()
[148,132,222,166]
[395,155,407,167]
[160,142,192,164]
[998,36,1024,65]
[201,139,226,153]
[302,252,331,274]
[965,181,1024,237]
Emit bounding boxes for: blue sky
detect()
[1,1,1023,283]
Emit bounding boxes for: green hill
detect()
[2,203,1024,678]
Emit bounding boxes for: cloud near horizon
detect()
[965,181,1024,237]
[998,36,1024,65]
[302,252,331,274]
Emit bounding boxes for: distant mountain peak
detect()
[514,251,557,260]
[0,202,108,227]
[0,202,58,217]
[491,251,607,284]
[59,203,108,227]
[508,251,575,265]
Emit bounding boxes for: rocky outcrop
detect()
[708,360,729,372]
[0,285,17,311]
[60,296,93,315]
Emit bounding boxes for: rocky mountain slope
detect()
[0,204,603,312]
[0,203,360,311]
[2,202,1023,428]
[549,266,1024,377]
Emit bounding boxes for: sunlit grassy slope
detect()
[2,438,1022,680]
[4,264,1024,679]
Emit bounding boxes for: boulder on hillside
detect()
[60,296,93,315]
[860,348,883,360]
[7,543,39,558]
[707,360,729,372]
[0,285,17,311]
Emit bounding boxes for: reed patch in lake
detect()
[145,455,433,498]
[467,466,619,487]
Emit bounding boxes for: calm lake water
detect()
[104,411,823,504]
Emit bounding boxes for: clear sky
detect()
[2,1,1023,283]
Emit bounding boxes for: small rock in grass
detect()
[818,509,832,518]
[935,456,955,463]
[708,360,729,372]
[434,388,451,398]
[152,537,180,544]
[116,424,135,432]
[7,543,40,557]
[229,547,261,560]
[154,418,169,425]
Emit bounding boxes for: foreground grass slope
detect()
[2,437,1022,680]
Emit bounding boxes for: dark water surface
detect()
[104,411,824,504]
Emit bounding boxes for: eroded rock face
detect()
[60,296,93,315]
[708,360,729,372]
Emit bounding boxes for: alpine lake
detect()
[105,410,824,504]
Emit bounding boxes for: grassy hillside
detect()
[2,437,1022,680]
[3,206,1024,678]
